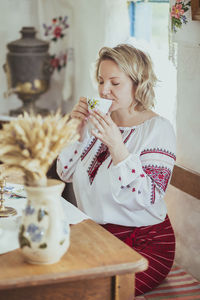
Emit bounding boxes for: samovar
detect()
[3,27,54,116]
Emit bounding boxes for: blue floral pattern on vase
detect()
[25,203,35,215]
[26,223,44,242]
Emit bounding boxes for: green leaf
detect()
[173,18,182,26]
[19,226,31,249]
[38,209,48,222]
[19,224,25,235]
[39,243,47,249]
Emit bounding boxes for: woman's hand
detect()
[71,97,89,121]
[89,110,130,165]
[71,97,89,142]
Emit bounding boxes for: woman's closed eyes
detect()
[98,81,120,86]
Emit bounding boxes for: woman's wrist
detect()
[109,143,130,165]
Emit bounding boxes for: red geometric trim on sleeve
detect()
[140,148,176,161]
[142,165,171,193]
[81,137,97,161]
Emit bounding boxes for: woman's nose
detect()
[99,83,110,97]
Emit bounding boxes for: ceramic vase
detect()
[18,179,70,264]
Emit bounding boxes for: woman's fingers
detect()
[71,105,87,119]
[91,129,103,142]
[89,116,104,132]
[90,110,112,127]
[71,111,86,120]
[77,98,88,112]
[71,97,89,120]
[79,97,88,108]
[75,103,88,115]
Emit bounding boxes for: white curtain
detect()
[0,0,38,114]
[0,0,130,115]
[0,0,74,115]
[72,0,130,102]
[36,0,74,113]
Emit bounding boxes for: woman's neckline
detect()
[111,109,160,129]
[118,115,162,130]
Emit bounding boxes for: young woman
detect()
[57,44,176,296]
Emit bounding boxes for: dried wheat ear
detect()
[0,111,80,187]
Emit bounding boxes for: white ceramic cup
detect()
[86,97,112,136]
[87,97,112,114]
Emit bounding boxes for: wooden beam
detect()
[170,165,200,200]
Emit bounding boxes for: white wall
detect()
[166,18,200,279]
[0,0,38,115]
[0,0,130,116]
[176,42,200,173]
[165,185,200,280]
[172,15,200,172]
[72,0,130,102]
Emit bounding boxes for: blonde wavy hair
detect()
[95,44,158,111]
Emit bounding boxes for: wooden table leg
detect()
[113,273,135,300]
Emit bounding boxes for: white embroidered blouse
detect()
[57,116,176,227]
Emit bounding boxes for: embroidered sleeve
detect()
[109,119,176,211]
[140,148,176,201]
[57,136,89,183]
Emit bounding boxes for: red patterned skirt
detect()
[101,215,175,296]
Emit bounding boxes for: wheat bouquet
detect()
[0,112,80,187]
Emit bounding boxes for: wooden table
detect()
[0,219,148,300]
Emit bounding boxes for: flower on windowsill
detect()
[0,112,80,187]
[170,0,191,33]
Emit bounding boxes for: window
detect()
[128,1,177,128]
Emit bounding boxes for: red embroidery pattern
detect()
[50,52,67,72]
[142,165,171,203]
[87,143,110,184]
[123,129,135,143]
[107,159,112,169]
[140,148,176,161]
[43,16,69,41]
[81,137,97,161]
[151,184,156,204]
